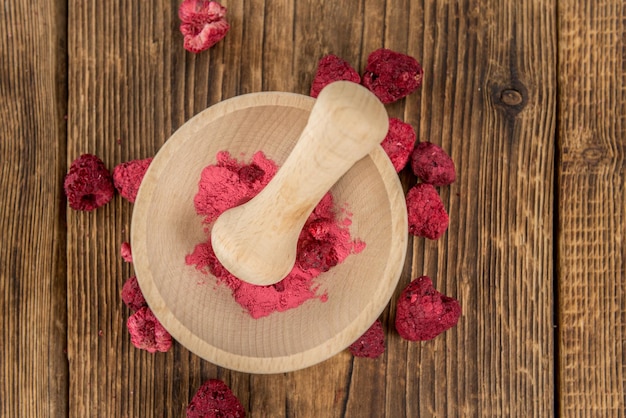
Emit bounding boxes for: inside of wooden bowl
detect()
[132,92,407,373]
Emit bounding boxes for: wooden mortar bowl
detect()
[131,91,408,373]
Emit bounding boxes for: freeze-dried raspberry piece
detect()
[406,183,449,239]
[395,276,461,341]
[362,49,423,104]
[64,154,115,211]
[380,118,417,172]
[113,157,152,203]
[310,54,361,98]
[187,379,245,418]
[411,142,456,186]
[126,306,172,353]
[179,0,230,53]
[120,241,133,262]
[121,276,146,312]
[349,319,385,358]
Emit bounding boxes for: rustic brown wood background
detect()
[1,0,624,416]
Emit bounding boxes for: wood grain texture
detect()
[0,0,68,417]
[557,1,626,416]
[64,0,556,416]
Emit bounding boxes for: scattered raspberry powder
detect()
[380,118,417,172]
[411,142,456,186]
[187,379,245,418]
[126,306,172,353]
[310,54,361,98]
[64,154,115,211]
[186,151,365,318]
[349,319,386,358]
[120,241,133,262]
[113,157,153,203]
[121,276,147,312]
[362,48,424,104]
[406,183,449,240]
[395,276,461,341]
[179,0,230,53]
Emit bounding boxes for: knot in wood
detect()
[500,89,523,106]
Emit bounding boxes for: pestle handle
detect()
[211,81,389,286]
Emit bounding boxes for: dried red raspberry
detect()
[179,0,230,54]
[64,154,115,211]
[362,49,423,104]
[406,183,449,240]
[126,306,172,353]
[411,142,456,186]
[187,379,246,418]
[120,241,133,263]
[310,54,361,98]
[112,157,152,203]
[121,276,146,312]
[395,276,461,341]
[349,319,385,358]
[380,118,417,172]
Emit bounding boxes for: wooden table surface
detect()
[2,0,624,416]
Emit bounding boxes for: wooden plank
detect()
[67,0,556,416]
[557,1,626,416]
[0,1,69,417]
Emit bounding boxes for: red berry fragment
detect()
[406,183,449,240]
[120,241,133,263]
[395,276,461,341]
[187,379,246,418]
[113,157,152,203]
[411,142,456,186]
[310,54,361,98]
[126,306,172,353]
[179,0,230,54]
[380,118,417,172]
[362,48,423,104]
[121,276,146,312]
[349,319,385,358]
[64,154,115,211]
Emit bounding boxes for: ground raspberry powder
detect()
[187,379,245,418]
[349,319,386,358]
[406,183,449,240]
[64,154,115,211]
[126,306,172,353]
[411,142,456,186]
[380,118,417,172]
[186,151,365,318]
[395,276,461,341]
[362,48,424,104]
[179,0,230,53]
[113,157,153,203]
[310,54,361,98]
[121,276,147,312]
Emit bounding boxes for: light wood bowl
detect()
[131,91,408,373]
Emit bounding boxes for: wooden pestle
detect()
[210,81,389,286]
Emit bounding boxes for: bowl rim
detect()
[131,91,408,373]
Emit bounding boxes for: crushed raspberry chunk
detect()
[179,0,230,53]
[310,54,361,98]
[187,379,246,418]
[362,48,423,104]
[380,118,417,172]
[395,276,461,341]
[113,157,152,203]
[126,306,172,353]
[411,142,456,186]
[349,319,385,358]
[64,154,115,211]
[121,276,147,312]
[406,183,449,240]
[120,241,133,263]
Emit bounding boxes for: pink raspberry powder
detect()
[126,306,172,353]
[186,151,366,319]
[395,276,461,341]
